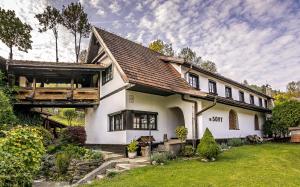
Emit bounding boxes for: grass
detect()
[85,143,300,187]
[49,115,84,126]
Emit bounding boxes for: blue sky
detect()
[0,0,299,91]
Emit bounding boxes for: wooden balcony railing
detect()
[17,87,99,102]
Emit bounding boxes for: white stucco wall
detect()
[199,102,265,139]
[125,91,194,143]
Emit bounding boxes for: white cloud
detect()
[109,0,121,14]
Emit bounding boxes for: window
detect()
[208,80,217,94]
[254,115,259,130]
[239,91,245,102]
[225,86,232,98]
[188,73,199,89]
[133,112,157,130]
[109,113,124,131]
[102,65,113,85]
[108,110,157,131]
[259,98,263,107]
[229,110,238,130]
[250,95,254,105]
[264,99,268,108]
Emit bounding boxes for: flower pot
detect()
[128,151,137,159]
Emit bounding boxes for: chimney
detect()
[265,84,272,97]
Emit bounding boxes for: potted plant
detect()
[127,139,138,159]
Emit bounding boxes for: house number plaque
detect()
[209,117,223,122]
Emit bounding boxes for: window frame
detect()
[259,98,263,107]
[208,80,217,95]
[239,91,245,102]
[108,110,158,131]
[102,65,113,85]
[229,109,239,130]
[254,114,259,130]
[188,73,199,89]
[225,86,232,99]
[264,99,268,108]
[250,94,254,105]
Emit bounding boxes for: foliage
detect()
[79,49,87,63]
[35,6,63,62]
[271,100,300,135]
[0,7,32,59]
[87,144,300,187]
[127,139,138,152]
[0,151,32,186]
[0,90,16,125]
[197,128,221,159]
[62,2,91,63]
[200,60,217,73]
[178,47,201,64]
[61,144,86,159]
[15,109,43,126]
[181,145,195,157]
[0,127,45,186]
[84,149,103,160]
[59,126,86,145]
[148,39,175,56]
[62,108,78,126]
[35,127,54,147]
[151,151,176,164]
[55,152,71,174]
[286,81,300,93]
[175,126,188,143]
[227,138,244,147]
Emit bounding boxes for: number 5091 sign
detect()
[209,117,223,122]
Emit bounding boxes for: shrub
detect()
[55,152,71,175]
[0,151,32,186]
[151,152,168,164]
[59,126,86,145]
[127,139,138,153]
[84,149,103,160]
[0,127,45,186]
[197,128,221,160]
[35,127,54,147]
[227,138,243,147]
[61,144,86,159]
[175,126,188,142]
[182,145,194,157]
[0,91,16,125]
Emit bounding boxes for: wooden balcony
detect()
[15,87,99,107]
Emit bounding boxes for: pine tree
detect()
[197,128,220,160]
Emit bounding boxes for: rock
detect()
[152,161,157,165]
[201,158,209,162]
[160,163,164,165]
[211,157,216,162]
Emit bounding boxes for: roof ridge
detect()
[94,26,166,57]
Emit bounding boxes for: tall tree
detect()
[178,47,201,64]
[200,60,217,73]
[79,49,87,63]
[0,8,32,60]
[287,81,300,93]
[62,2,91,63]
[35,6,62,63]
[148,39,174,56]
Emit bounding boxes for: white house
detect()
[84,27,273,146]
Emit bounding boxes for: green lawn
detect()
[49,115,84,126]
[86,143,300,187]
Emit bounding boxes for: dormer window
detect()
[259,98,263,107]
[188,73,199,89]
[225,86,232,98]
[250,95,254,105]
[208,80,217,94]
[239,91,244,102]
[102,65,113,85]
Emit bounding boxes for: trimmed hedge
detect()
[59,126,86,145]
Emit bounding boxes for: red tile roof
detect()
[95,27,205,97]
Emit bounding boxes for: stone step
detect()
[102,152,124,161]
[116,163,147,170]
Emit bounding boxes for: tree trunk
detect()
[9,45,13,60]
[74,32,78,63]
[54,29,59,63]
[78,33,82,63]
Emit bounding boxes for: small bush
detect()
[127,139,138,152]
[61,144,86,159]
[227,138,243,147]
[175,126,188,142]
[197,128,221,160]
[59,126,86,145]
[35,127,54,147]
[0,91,17,125]
[55,152,71,175]
[0,127,45,186]
[84,149,103,160]
[151,152,175,164]
[182,145,194,157]
[62,108,78,126]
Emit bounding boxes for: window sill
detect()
[229,129,240,131]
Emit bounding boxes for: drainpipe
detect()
[181,95,217,149]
